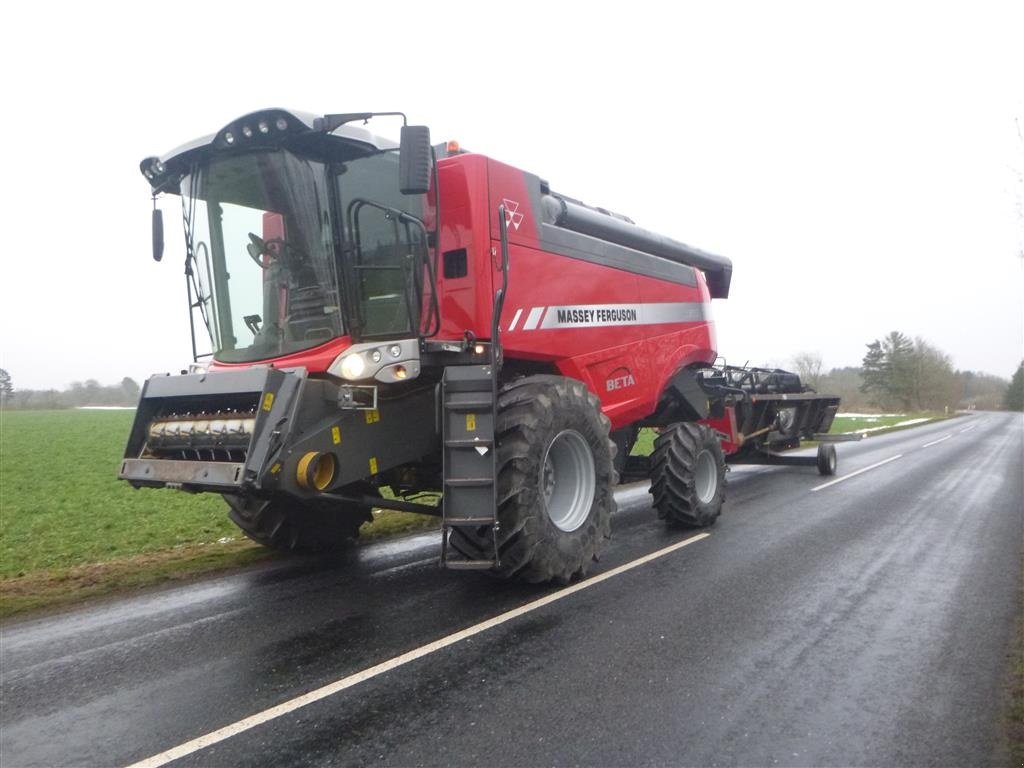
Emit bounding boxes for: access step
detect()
[441,365,499,570]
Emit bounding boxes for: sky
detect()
[1,0,1021,391]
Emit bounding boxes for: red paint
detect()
[215,150,720,431]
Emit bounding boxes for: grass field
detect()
[0,409,435,617]
[1,410,238,578]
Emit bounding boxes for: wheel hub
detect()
[694,449,718,505]
[541,430,596,533]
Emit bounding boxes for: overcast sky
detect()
[2,1,1021,391]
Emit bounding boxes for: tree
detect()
[860,332,958,411]
[818,366,871,411]
[957,370,1008,411]
[860,340,889,406]
[791,352,824,390]
[861,331,914,409]
[908,338,958,411]
[1006,362,1024,411]
[0,368,12,404]
[120,377,140,403]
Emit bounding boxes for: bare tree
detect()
[909,338,959,410]
[791,352,824,390]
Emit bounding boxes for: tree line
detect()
[791,333,1020,412]
[0,370,141,410]
[1,344,1021,412]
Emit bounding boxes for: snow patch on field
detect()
[838,412,906,419]
[854,417,932,434]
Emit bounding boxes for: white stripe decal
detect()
[537,302,706,329]
[506,308,523,332]
[522,307,545,330]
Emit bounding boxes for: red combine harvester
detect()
[121,110,841,583]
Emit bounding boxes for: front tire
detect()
[449,375,616,583]
[650,422,726,527]
[224,484,375,553]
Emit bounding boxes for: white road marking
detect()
[922,435,952,448]
[126,533,711,768]
[811,454,903,492]
[959,424,977,434]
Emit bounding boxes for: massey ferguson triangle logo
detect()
[502,199,524,231]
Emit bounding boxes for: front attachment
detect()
[119,368,304,493]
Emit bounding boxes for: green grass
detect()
[0,409,437,618]
[1,410,238,579]
[828,413,936,434]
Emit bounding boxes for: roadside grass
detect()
[0,409,436,619]
[828,413,939,435]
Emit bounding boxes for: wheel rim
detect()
[541,429,596,532]
[694,449,718,505]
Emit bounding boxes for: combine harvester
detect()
[121,109,842,583]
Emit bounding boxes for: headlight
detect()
[328,339,421,383]
[340,354,367,380]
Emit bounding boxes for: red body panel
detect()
[430,154,718,430]
[703,408,742,456]
[209,335,353,375]
[212,152,719,431]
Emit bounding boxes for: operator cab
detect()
[142,110,435,372]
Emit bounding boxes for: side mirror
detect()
[152,208,164,262]
[399,125,431,195]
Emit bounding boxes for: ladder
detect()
[440,365,499,569]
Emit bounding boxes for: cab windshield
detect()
[182,146,430,363]
[183,150,341,363]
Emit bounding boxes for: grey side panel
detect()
[540,192,732,298]
[539,224,698,287]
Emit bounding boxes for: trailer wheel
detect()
[650,422,726,528]
[449,375,616,584]
[224,485,375,553]
[816,443,837,476]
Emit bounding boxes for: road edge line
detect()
[125,532,711,768]
[811,454,903,492]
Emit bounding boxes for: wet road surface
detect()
[2,412,1021,767]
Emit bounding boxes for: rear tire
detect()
[816,443,837,476]
[449,375,616,584]
[650,422,726,527]
[225,484,375,553]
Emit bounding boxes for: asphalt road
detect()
[2,412,1021,767]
